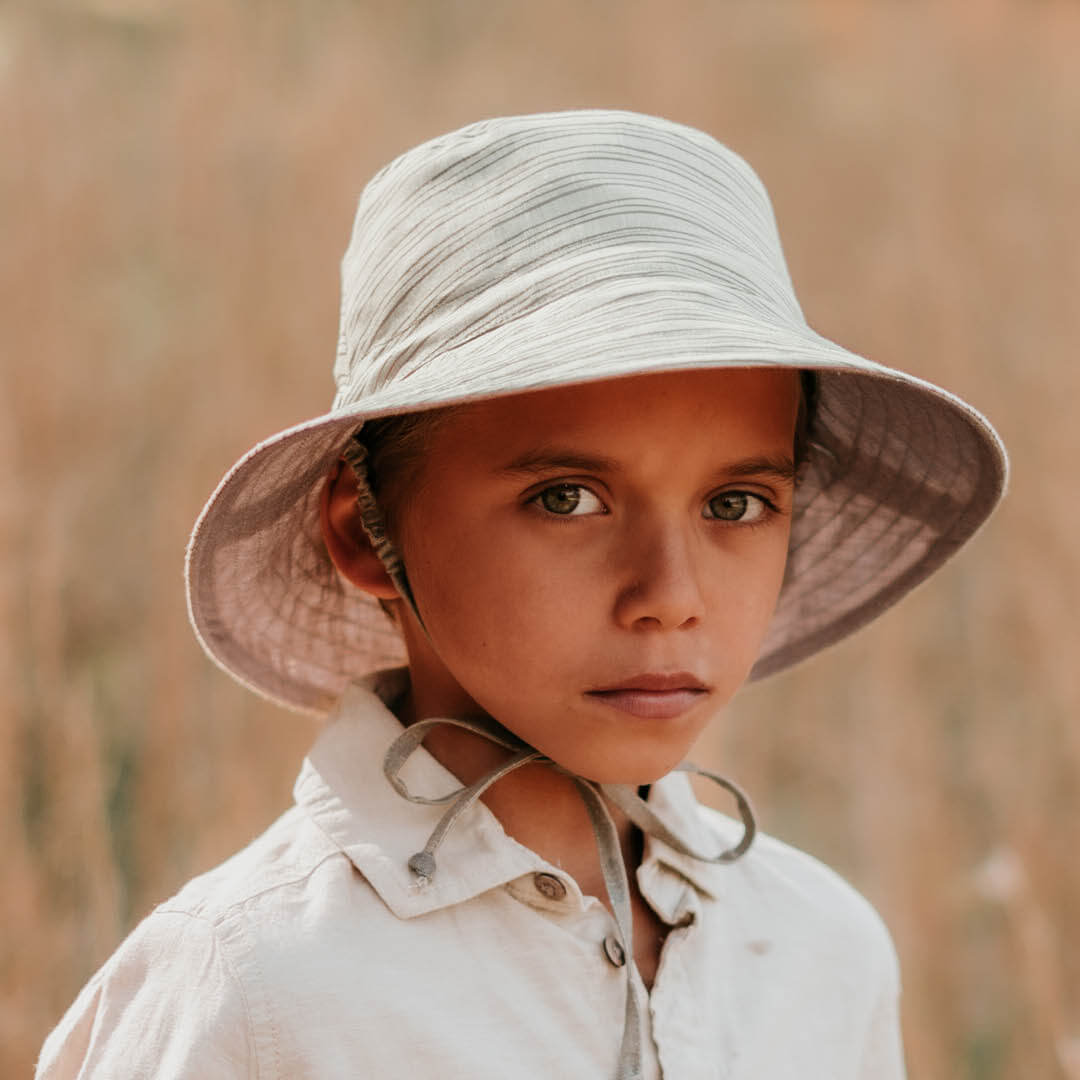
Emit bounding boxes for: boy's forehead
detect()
[468,367,799,423]
[433,367,801,463]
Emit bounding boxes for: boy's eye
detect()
[704,491,770,523]
[534,484,606,517]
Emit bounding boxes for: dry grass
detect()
[3,1,1077,1075]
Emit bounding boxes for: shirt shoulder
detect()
[163,805,343,922]
[36,907,255,1079]
[35,807,352,1080]
[694,807,906,1077]
[697,804,901,986]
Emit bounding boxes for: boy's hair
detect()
[357,406,463,540]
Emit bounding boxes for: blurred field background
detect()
[2,0,1078,1075]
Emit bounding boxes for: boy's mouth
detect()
[585,674,710,720]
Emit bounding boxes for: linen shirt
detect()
[38,672,906,1079]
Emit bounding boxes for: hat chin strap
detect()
[343,431,757,1080]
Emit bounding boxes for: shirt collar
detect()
[294,669,732,918]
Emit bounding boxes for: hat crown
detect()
[332,110,805,411]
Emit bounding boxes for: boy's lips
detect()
[585,673,710,720]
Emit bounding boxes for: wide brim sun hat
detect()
[186,109,1008,715]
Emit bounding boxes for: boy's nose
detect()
[612,520,707,632]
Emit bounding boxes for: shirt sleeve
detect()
[35,909,256,1080]
[857,923,907,1080]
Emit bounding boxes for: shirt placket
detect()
[640,865,720,1080]
[505,869,666,1080]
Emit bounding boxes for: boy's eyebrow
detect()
[498,448,797,483]
[720,455,798,484]
[498,448,624,477]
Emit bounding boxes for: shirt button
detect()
[533,873,567,901]
[602,934,627,968]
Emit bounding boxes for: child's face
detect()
[389,368,799,784]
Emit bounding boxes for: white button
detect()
[602,934,626,968]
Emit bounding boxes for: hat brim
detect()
[185,304,1007,715]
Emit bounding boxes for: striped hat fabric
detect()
[186,110,1008,715]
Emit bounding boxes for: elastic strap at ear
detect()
[340,433,425,628]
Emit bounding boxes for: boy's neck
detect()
[395,685,641,905]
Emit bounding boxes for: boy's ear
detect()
[319,460,400,600]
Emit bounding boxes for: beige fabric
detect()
[38,674,906,1080]
[185,109,1007,714]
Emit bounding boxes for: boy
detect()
[37,110,1007,1079]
